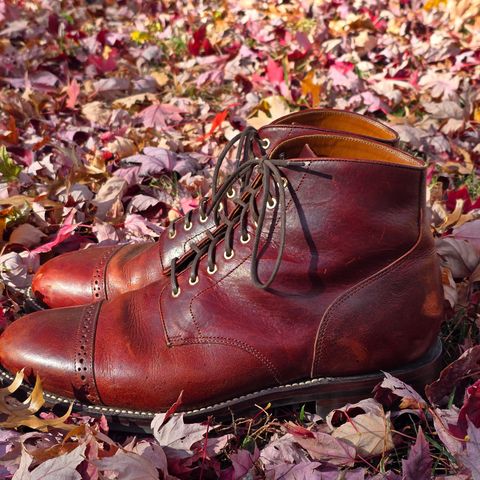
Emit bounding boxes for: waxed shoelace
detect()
[169,152,308,295]
[168,126,266,237]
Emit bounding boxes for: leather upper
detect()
[0,134,444,412]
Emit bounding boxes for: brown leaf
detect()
[9,224,46,248]
[81,101,112,125]
[112,93,157,110]
[106,137,137,159]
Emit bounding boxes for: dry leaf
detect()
[0,371,73,431]
[9,224,46,248]
[112,93,158,110]
[81,101,112,125]
[106,137,137,159]
[247,96,295,129]
[332,411,395,457]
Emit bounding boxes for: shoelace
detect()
[168,127,268,238]
[169,152,308,296]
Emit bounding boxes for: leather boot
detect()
[0,133,443,421]
[31,110,399,309]
[31,109,399,309]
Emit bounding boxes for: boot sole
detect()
[0,338,442,433]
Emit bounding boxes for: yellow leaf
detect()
[247,96,295,129]
[474,107,480,123]
[112,93,158,109]
[0,371,74,431]
[131,31,151,44]
[102,45,112,60]
[301,71,321,107]
[332,411,395,457]
[424,0,447,10]
[151,71,169,88]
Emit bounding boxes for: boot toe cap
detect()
[31,247,118,308]
[0,307,86,400]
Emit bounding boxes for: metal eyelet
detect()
[168,230,176,239]
[240,233,251,244]
[282,177,288,188]
[267,198,277,209]
[262,138,271,149]
[184,222,192,231]
[189,276,199,286]
[227,188,235,199]
[172,287,181,298]
[199,214,208,223]
[217,203,224,212]
[224,250,234,260]
[207,264,217,275]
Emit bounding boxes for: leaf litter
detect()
[0,0,479,477]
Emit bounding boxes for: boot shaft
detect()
[161,134,443,381]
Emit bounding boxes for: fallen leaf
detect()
[65,79,80,109]
[402,428,431,480]
[151,413,206,459]
[248,96,294,129]
[29,444,86,480]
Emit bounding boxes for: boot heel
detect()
[313,338,443,417]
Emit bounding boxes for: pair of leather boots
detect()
[0,109,444,422]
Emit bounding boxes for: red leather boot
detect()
[31,109,399,309]
[0,133,443,421]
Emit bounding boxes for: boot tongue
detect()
[298,143,317,158]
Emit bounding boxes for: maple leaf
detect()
[28,444,86,480]
[402,428,432,480]
[419,72,460,99]
[31,209,79,255]
[328,399,395,457]
[375,372,427,409]
[301,71,321,107]
[136,103,185,129]
[293,431,356,466]
[187,25,214,56]
[65,79,80,109]
[151,413,207,459]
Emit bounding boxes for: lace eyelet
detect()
[217,203,224,213]
[189,276,199,286]
[184,222,193,231]
[262,138,271,149]
[224,250,234,260]
[168,230,176,239]
[199,214,208,223]
[240,233,251,244]
[227,188,235,199]
[282,177,288,188]
[267,198,277,209]
[207,264,217,275]
[172,287,181,298]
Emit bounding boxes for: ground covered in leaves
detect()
[0,0,479,478]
